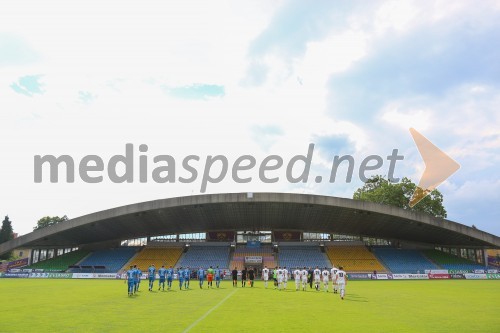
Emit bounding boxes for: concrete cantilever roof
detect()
[1,192,499,255]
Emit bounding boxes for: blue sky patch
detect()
[10,75,44,97]
[165,84,225,100]
[0,33,39,67]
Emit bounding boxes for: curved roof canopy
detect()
[1,192,499,255]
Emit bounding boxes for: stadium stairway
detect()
[0,262,7,273]
[229,245,276,271]
[119,248,144,272]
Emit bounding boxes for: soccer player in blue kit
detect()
[134,265,141,293]
[184,267,191,289]
[197,267,205,289]
[214,266,222,288]
[158,265,167,291]
[126,265,135,296]
[178,267,184,290]
[148,264,156,291]
[166,266,174,290]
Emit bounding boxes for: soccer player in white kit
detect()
[293,267,301,291]
[321,267,330,292]
[282,266,289,290]
[300,267,308,291]
[262,266,270,289]
[330,266,339,293]
[276,267,284,290]
[336,266,348,300]
[313,266,321,291]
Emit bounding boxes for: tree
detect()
[0,215,14,260]
[353,175,447,218]
[34,215,69,231]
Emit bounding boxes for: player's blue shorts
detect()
[159,277,165,283]
[215,276,221,281]
[149,277,155,282]
[128,280,134,289]
[134,280,139,285]
[167,277,173,282]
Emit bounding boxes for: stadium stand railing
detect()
[69,247,138,273]
[326,245,387,272]
[423,249,486,271]
[278,243,330,269]
[373,248,438,273]
[176,243,230,269]
[27,250,90,272]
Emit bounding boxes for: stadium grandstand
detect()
[278,242,330,269]
[326,243,387,272]
[372,248,438,273]
[176,243,230,269]
[27,250,90,272]
[69,247,138,273]
[230,244,276,271]
[423,249,486,271]
[1,193,499,277]
[124,244,184,271]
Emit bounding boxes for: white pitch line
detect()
[182,289,237,333]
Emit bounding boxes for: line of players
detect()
[125,264,224,296]
[260,265,348,299]
[125,264,347,300]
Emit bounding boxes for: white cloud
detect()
[1,0,500,236]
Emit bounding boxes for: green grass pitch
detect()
[1,279,499,332]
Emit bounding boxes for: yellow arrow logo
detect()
[409,128,460,207]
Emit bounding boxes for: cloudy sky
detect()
[1,0,499,236]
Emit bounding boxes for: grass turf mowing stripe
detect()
[181,288,238,333]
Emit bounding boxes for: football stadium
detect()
[1,192,499,332]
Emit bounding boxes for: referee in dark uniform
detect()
[241,267,247,287]
[248,267,255,287]
[232,267,238,287]
[308,267,314,289]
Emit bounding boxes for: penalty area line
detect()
[182,289,238,333]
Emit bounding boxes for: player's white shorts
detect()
[278,277,284,283]
[322,278,329,284]
[301,276,307,283]
[338,281,345,289]
[314,277,321,283]
[263,275,269,281]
